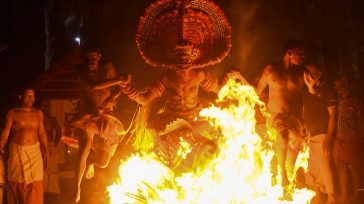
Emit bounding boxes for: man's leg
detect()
[350,164,360,204]
[26,180,43,204]
[7,182,26,204]
[279,146,299,200]
[336,162,349,203]
[94,149,111,169]
[286,148,299,182]
[322,154,335,203]
[74,128,93,203]
[276,130,289,187]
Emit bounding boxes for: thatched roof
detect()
[31,47,88,100]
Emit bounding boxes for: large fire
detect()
[107,80,315,204]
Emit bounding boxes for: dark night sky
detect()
[1,0,364,113]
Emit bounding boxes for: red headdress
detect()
[136,0,231,69]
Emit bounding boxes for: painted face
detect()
[172,45,200,70]
[86,51,101,71]
[21,89,35,107]
[288,48,305,66]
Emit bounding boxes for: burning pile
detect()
[107,80,315,204]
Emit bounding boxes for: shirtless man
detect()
[256,40,306,198]
[122,68,220,122]
[70,109,124,203]
[76,46,121,115]
[0,88,50,204]
[69,46,125,203]
[119,46,225,169]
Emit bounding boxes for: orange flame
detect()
[108,79,314,203]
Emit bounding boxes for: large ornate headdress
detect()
[136,0,231,69]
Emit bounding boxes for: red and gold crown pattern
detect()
[136,0,231,69]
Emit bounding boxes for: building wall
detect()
[50,99,79,164]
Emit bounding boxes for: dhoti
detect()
[305,134,335,194]
[7,142,44,204]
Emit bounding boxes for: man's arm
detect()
[256,65,271,95]
[74,130,93,203]
[323,106,337,155]
[93,78,123,90]
[92,62,118,90]
[200,70,220,94]
[51,116,62,145]
[201,69,254,94]
[38,110,50,161]
[121,75,165,106]
[0,110,14,151]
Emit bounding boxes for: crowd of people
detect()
[0,39,362,204]
[251,40,363,204]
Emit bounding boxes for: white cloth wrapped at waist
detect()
[8,142,43,185]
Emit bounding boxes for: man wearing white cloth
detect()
[0,88,50,204]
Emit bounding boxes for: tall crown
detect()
[136,0,231,69]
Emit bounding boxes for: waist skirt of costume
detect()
[62,113,124,156]
[267,113,309,152]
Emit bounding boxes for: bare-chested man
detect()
[256,40,307,198]
[76,46,121,114]
[65,46,125,203]
[119,47,226,169]
[0,88,50,204]
[121,68,221,124]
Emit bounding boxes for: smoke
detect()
[213,0,308,83]
[210,0,274,83]
[225,0,265,82]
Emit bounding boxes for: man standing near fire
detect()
[256,40,307,199]
[303,65,336,204]
[0,87,50,204]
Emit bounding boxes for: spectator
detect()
[0,87,50,204]
[254,39,307,199]
[333,73,364,204]
[303,65,337,204]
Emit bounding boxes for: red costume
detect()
[122,0,232,169]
